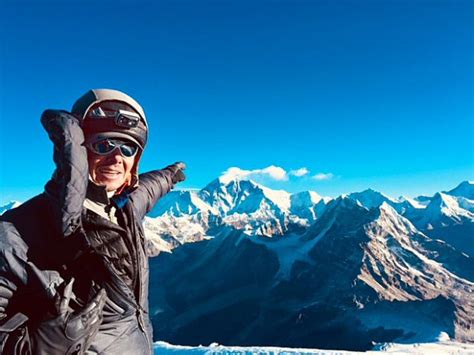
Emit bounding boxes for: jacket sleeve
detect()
[41,110,88,238]
[0,223,26,322]
[0,222,63,319]
[128,169,175,221]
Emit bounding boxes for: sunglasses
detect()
[88,138,139,158]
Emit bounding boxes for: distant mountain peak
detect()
[216,174,262,187]
[379,200,395,211]
[348,188,398,210]
[330,194,368,212]
[445,180,474,200]
[372,201,419,235]
[433,192,459,207]
[206,176,258,190]
[398,195,426,209]
[413,191,474,228]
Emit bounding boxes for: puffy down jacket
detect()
[0,110,177,354]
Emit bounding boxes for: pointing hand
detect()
[166,162,186,185]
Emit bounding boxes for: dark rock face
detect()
[422,223,474,258]
[149,198,474,350]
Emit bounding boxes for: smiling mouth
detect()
[98,169,123,178]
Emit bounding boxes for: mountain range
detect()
[2,180,473,350]
[145,179,473,350]
[143,179,474,255]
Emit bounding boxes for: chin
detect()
[105,182,125,191]
[94,178,125,191]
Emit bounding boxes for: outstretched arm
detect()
[129,162,186,220]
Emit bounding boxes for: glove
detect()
[166,162,186,185]
[31,278,106,355]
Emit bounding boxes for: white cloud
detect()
[261,166,288,181]
[290,167,309,177]
[221,166,334,183]
[221,167,252,180]
[312,173,334,181]
[220,165,289,183]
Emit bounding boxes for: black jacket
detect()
[0,110,175,354]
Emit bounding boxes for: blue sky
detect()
[1,0,473,204]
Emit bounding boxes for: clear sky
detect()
[1,0,473,204]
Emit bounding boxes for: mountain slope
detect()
[149,198,474,350]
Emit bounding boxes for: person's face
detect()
[87,143,136,192]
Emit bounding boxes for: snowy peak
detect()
[201,178,254,214]
[258,185,291,212]
[410,192,474,229]
[305,195,369,236]
[148,190,215,218]
[201,177,291,214]
[348,188,398,210]
[379,200,397,214]
[429,192,473,218]
[398,196,426,209]
[289,191,328,222]
[145,179,473,249]
[370,201,419,237]
[446,180,474,200]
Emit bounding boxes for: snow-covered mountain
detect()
[445,180,474,200]
[149,196,474,350]
[290,191,328,223]
[144,180,474,259]
[146,177,331,242]
[345,182,474,226]
[347,189,399,210]
[407,192,474,230]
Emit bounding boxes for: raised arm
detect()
[41,110,88,238]
[129,162,186,220]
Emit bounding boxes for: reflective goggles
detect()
[88,138,139,158]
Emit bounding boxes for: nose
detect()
[104,148,123,164]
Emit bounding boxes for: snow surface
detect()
[398,196,426,209]
[348,189,398,210]
[251,214,336,280]
[417,192,474,228]
[259,184,292,212]
[153,341,474,354]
